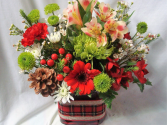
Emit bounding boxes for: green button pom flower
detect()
[137,22,148,34]
[47,15,59,25]
[28,9,40,23]
[18,52,35,70]
[44,3,60,15]
[94,73,114,93]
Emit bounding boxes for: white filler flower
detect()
[25,43,42,59]
[53,81,74,104]
[47,32,61,43]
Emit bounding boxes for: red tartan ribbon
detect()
[58,100,106,122]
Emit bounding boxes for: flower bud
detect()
[133,66,139,71]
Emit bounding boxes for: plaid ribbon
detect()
[58,100,106,118]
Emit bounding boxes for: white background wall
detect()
[0,0,167,125]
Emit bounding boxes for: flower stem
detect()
[91,59,93,69]
[132,32,138,40]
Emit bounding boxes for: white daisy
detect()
[53,81,74,104]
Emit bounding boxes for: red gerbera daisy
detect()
[133,59,149,84]
[64,61,101,95]
[106,57,120,77]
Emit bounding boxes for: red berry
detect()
[59,48,65,55]
[47,59,54,66]
[57,74,64,81]
[51,53,58,60]
[40,59,46,65]
[62,58,68,65]
[65,53,73,60]
[63,66,70,73]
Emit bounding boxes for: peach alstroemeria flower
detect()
[95,2,116,22]
[81,17,107,47]
[104,19,128,42]
[78,0,98,13]
[63,1,83,27]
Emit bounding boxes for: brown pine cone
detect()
[28,68,60,97]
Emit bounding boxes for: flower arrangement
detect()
[10,0,160,110]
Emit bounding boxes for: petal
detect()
[79,84,85,95]
[107,62,114,70]
[85,79,94,94]
[88,69,101,78]
[77,60,85,71]
[66,79,78,86]
[84,63,91,70]
[62,97,67,103]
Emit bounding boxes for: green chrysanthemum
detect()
[47,15,59,25]
[73,33,114,62]
[44,3,60,15]
[94,73,114,93]
[28,9,40,23]
[18,52,35,70]
[137,22,148,34]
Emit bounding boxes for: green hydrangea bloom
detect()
[47,15,59,25]
[73,33,114,62]
[28,9,40,23]
[94,73,114,93]
[44,3,60,15]
[18,52,35,70]
[137,22,148,34]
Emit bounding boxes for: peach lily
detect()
[78,0,98,13]
[81,17,107,47]
[63,1,83,27]
[104,19,128,42]
[95,2,116,22]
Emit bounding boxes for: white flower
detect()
[53,81,74,104]
[47,32,61,43]
[113,53,119,59]
[60,29,67,36]
[25,43,42,59]
[19,69,24,74]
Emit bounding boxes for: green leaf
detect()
[137,83,144,92]
[123,11,135,22]
[82,0,93,25]
[97,17,105,27]
[83,11,92,25]
[19,9,32,26]
[85,0,92,12]
[127,61,136,66]
[121,85,127,90]
[78,1,86,20]
[88,94,92,98]
[75,88,81,96]
[145,79,152,86]
[133,77,140,83]
[99,89,117,109]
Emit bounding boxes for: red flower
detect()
[106,57,120,77]
[133,59,149,84]
[21,23,48,47]
[111,83,121,91]
[64,61,101,95]
[124,32,131,40]
[111,68,133,91]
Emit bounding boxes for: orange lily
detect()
[104,19,128,42]
[95,2,116,22]
[81,17,107,47]
[63,1,83,27]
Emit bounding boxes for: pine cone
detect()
[28,68,60,97]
